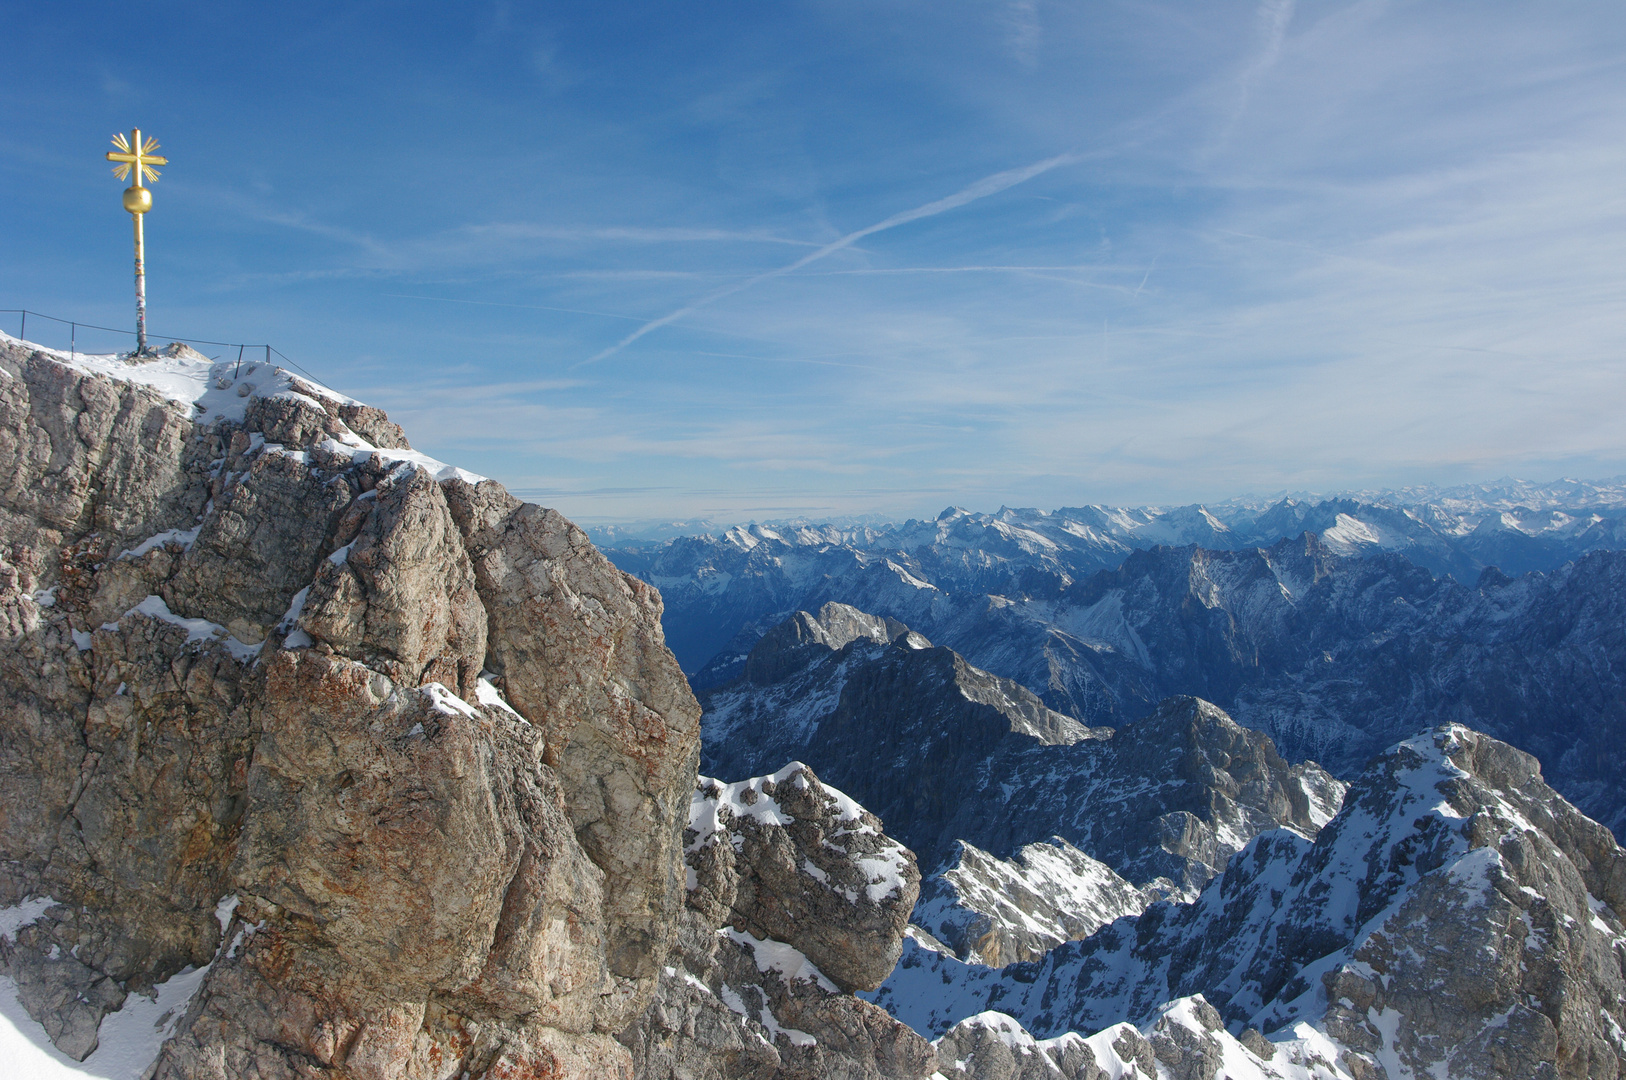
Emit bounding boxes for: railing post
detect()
[18,312,24,341]
[71,323,76,359]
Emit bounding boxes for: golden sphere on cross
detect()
[107,128,167,211]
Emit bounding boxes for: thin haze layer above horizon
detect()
[4,1,1624,525]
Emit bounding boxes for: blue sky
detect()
[5,2,1625,525]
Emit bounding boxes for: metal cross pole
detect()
[106,129,169,356]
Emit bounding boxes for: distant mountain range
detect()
[605,487,1626,841]
[604,481,1626,678]
[589,476,1626,547]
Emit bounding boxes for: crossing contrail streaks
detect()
[574,151,1085,367]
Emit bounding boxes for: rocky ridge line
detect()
[622,761,1334,1080]
[911,838,1152,967]
[702,604,1344,898]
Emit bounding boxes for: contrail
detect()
[574,151,1085,367]
[1134,255,1159,297]
[1208,0,1296,155]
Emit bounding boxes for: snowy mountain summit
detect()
[871,725,1626,1079]
[700,603,1345,896]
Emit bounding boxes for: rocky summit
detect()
[620,761,933,1080]
[0,333,702,1077]
[0,328,1623,1080]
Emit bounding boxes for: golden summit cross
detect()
[106,129,170,355]
[107,129,166,185]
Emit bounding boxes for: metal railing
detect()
[2,308,324,383]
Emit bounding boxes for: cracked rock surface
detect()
[619,761,935,1080]
[0,335,700,1078]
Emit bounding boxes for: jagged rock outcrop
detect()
[0,334,700,1078]
[913,838,1150,966]
[298,463,488,697]
[619,762,934,1079]
[703,612,1342,899]
[0,343,205,555]
[870,724,1626,1079]
[685,763,919,994]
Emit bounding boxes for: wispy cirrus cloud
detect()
[1002,1,1042,69]
[576,151,1088,366]
[10,1,1626,524]
[450,223,824,247]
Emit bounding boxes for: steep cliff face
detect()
[0,334,700,1078]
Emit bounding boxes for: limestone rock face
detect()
[445,477,703,985]
[0,346,206,553]
[619,763,934,1080]
[167,445,354,639]
[233,651,608,1015]
[686,763,920,994]
[301,464,487,698]
[332,398,412,450]
[0,334,699,1078]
